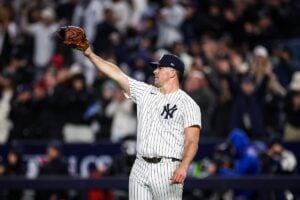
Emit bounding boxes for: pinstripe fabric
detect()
[127,77,201,199]
[129,158,183,200]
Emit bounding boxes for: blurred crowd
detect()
[0,0,300,144]
[187,129,298,199]
[0,138,135,199]
[0,130,298,199]
[1,0,300,199]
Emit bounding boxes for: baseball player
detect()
[57,26,201,200]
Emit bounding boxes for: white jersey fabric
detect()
[127,77,201,159]
[127,77,201,200]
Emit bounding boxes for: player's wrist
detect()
[84,47,92,57]
[179,163,189,171]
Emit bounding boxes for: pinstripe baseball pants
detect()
[129,157,183,200]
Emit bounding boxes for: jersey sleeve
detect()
[126,77,150,103]
[182,99,202,129]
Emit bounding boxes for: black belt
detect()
[142,156,182,163]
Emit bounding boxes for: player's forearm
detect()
[180,138,199,170]
[84,48,129,92]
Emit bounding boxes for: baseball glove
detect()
[56,26,89,51]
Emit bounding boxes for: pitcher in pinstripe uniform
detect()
[83,47,201,199]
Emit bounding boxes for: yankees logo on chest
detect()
[161,103,178,119]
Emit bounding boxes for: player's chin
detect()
[154,79,162,87]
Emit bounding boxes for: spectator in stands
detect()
[201,3,224,38]
[137,17,158,49]
[1,50,33,87]
[219,129,260,199]
[250,45,286,97]
[65,73,93,124]
[36,140,69,200]
[0,3,18,66]
[200,37,221,92]
[180,0,198,44]
[8,84,33,141]
[34,68,67,140]
[105,137,136,199]
[21,7,59,78]
[95,80,116,140]
[210,50,246,137]
[155,0,185,48]
[3,144,26,175]
[72,0,103,44]
[273,46,295,89]
[223,6,243,46]
[63,73,96,142]
[261,138,298,200]
[226,70,269,138]
[129,0,147,29]
[3,144,26,200]
[250,46,287,136]
[93,8,120,56]
[107,136,136,176]
[72,0,106,85]
[30,80,51,139]
[187,157,231,200]
[105,86,136,143]
[229,50,249,75]
[184,71,216,135]
[211,76,233,138]
[128,53,152,82]
[261,138,297,175]
[219,129,260,176]
[0,0,300,143]
[104,0,131,34]
[284,72,300,141]
[255,13,281,48]
[55,0,78,25]
[39,140,68,176]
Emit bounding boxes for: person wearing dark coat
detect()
[8,84,34,140]
[3,145,27,200]
[93,8,120,56]
[36,141,69,200]
[184,71,216,136]
[65,73,93,124]
[39,142,68,176]
[227,74,269,138]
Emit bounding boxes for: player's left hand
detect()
[56,26,89,52]
[170,166,187,184]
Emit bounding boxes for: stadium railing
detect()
[0,176,299,200]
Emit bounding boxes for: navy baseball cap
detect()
[150,54,185,75]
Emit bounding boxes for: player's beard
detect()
[154,77,162,87]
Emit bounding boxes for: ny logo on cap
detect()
[161,104,177,119]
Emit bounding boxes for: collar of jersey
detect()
[155,89,182,97]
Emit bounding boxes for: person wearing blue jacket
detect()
[219,129,260,199]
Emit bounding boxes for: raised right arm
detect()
[84,47,130,95]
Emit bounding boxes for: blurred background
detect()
[0,0,300,199]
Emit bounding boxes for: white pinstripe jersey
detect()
[127,77,201,159]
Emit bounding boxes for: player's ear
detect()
[169,69,177,79]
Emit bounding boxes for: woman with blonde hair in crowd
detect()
[250,45,286,97]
